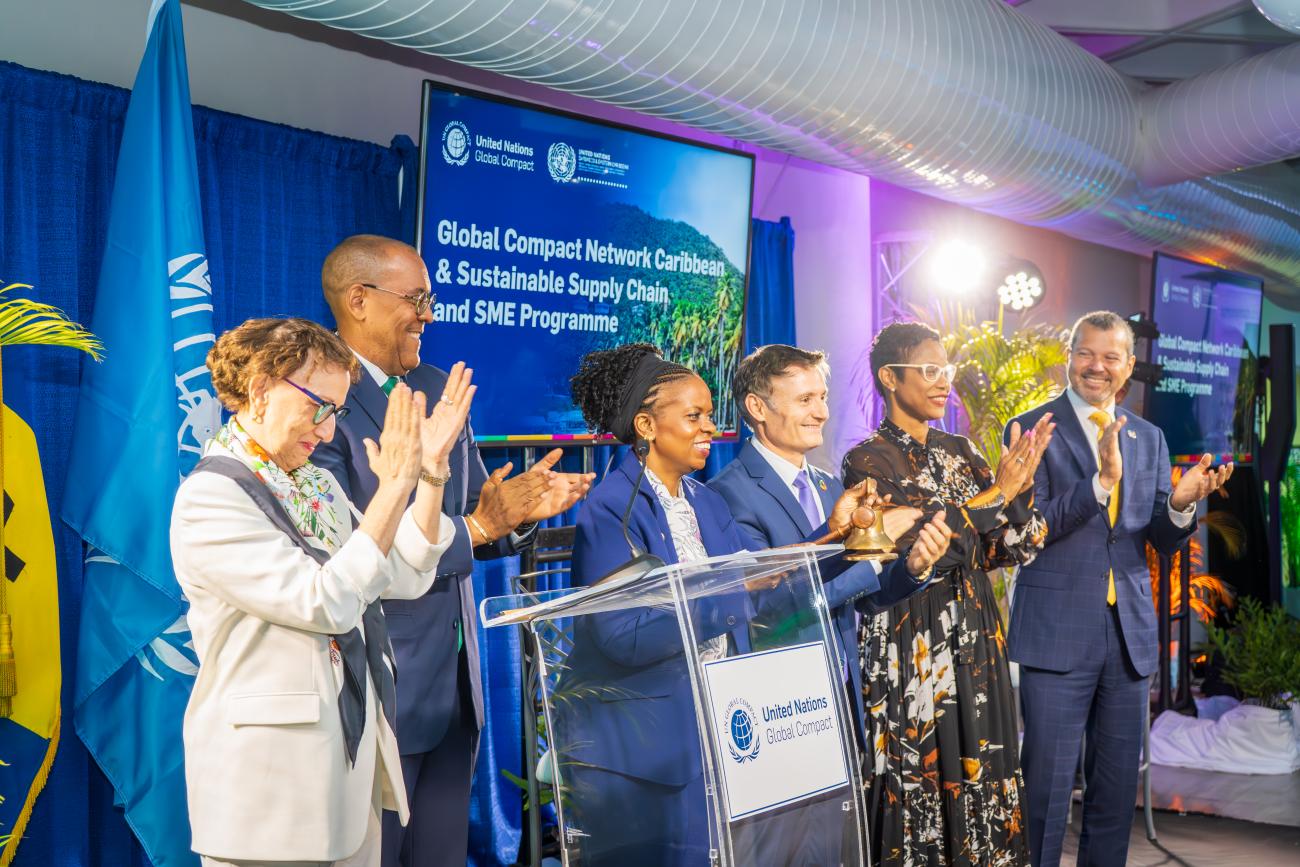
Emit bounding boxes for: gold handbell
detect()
[843,506,899,562]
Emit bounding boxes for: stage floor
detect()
[1062,807,1300,866]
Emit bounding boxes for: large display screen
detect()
[1147,253,1263,463]
[416,82,754,443]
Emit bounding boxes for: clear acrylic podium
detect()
[481,546,868,867]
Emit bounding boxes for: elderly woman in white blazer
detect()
[171,317,478,867]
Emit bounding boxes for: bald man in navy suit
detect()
[313,235,591,867]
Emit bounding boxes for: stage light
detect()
[1128,312,1160,341]
[1131,360,1164,386]
[996,260,1045,312]
[929,240,988,295]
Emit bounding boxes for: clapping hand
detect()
[364,383,423,493]
[420,362,475,472]
[904,512,952,578]
[995,413,1055,497]
[1097,415,1126,492]
[520,448,596,523]
[468,462,552,544]
[1170,453,1234,512]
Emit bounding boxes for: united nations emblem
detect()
[724,698,761,763]
[547,141,577,182]
[442,120,470,166]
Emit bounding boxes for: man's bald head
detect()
[321,234,420,316]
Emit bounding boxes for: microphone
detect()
[595,438,667,586]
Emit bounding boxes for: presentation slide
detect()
[416,82,754,442]
[1147,253,1262,463]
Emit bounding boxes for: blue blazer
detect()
[312,363,529,754]
[1006,393,1195,677]
[707,440,924,744]
[562,450,757,787]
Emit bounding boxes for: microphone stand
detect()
[594,440,666,585]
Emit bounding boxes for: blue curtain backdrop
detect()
[0,59,797,867]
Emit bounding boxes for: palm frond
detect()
[909,301,1068,466]
[0,282,103,360]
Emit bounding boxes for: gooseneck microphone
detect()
[595,438,667,586]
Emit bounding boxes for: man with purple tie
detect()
[708,344,933,747]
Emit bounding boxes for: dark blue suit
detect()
[559,451,763,866]
[1007,392,1194,867]
[313,363,531,867]
[707,440,925,746]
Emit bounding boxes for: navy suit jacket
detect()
[313,363,529,755]
[1006,392,1195,677]
[707,440,924,744]
[562,450,757,787]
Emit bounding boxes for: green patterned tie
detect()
[380,375,400,396]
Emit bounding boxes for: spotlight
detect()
[929,240,988,295]
[996,260,1045,311]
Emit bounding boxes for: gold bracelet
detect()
[420,467,452,487]
[465,512,492,545]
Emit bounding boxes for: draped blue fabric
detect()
[745,216,797,349]
[1,58,798,867]
[0,60,403,867]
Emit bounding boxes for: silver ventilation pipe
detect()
[242,0,1300,289]
[1138,43,1300,188]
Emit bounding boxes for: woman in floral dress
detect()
[843,322,1055,866]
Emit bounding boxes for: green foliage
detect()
[600,204,745,432]
[0,282,102,359]
[1282,451,1300,590]
[912,302,1069,470]
[1202,597,1300,708]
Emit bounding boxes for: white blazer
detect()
[170,443,454,862]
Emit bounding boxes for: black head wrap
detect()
[611,352,689,443]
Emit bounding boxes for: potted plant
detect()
[1203,597,1300,711]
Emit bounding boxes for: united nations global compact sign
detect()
[702,641,850,821]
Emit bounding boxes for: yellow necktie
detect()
[1089,411,1119,606]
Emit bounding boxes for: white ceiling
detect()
[1014,0,1300,83]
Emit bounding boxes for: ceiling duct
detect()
[243,0,1300,295]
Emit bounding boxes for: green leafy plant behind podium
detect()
[912,302,1069,468]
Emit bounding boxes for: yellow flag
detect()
[0,406,61,864]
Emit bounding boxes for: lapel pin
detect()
[1126,430,1137,439]
[818,478,828,491]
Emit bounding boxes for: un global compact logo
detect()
[725,698,761,763]
[547,141,576,182]
[442,120,470,166]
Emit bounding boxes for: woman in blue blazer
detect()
[554,343,948,866]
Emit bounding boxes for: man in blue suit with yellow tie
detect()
[1007,311,1232,867]
[709,344,933,747]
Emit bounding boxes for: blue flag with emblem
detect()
[61,2,218,864]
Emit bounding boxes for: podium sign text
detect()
[702,641,850,821]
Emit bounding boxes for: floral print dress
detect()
[843,419,1046,867]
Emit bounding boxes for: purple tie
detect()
[793,472,821,531]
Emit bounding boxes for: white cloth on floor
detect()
[1150,696,1300,775]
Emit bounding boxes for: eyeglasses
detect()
[361,283,435,316]
[284,378,351,425]
[885,363,957,383]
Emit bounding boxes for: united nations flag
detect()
[0,407,60,865]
